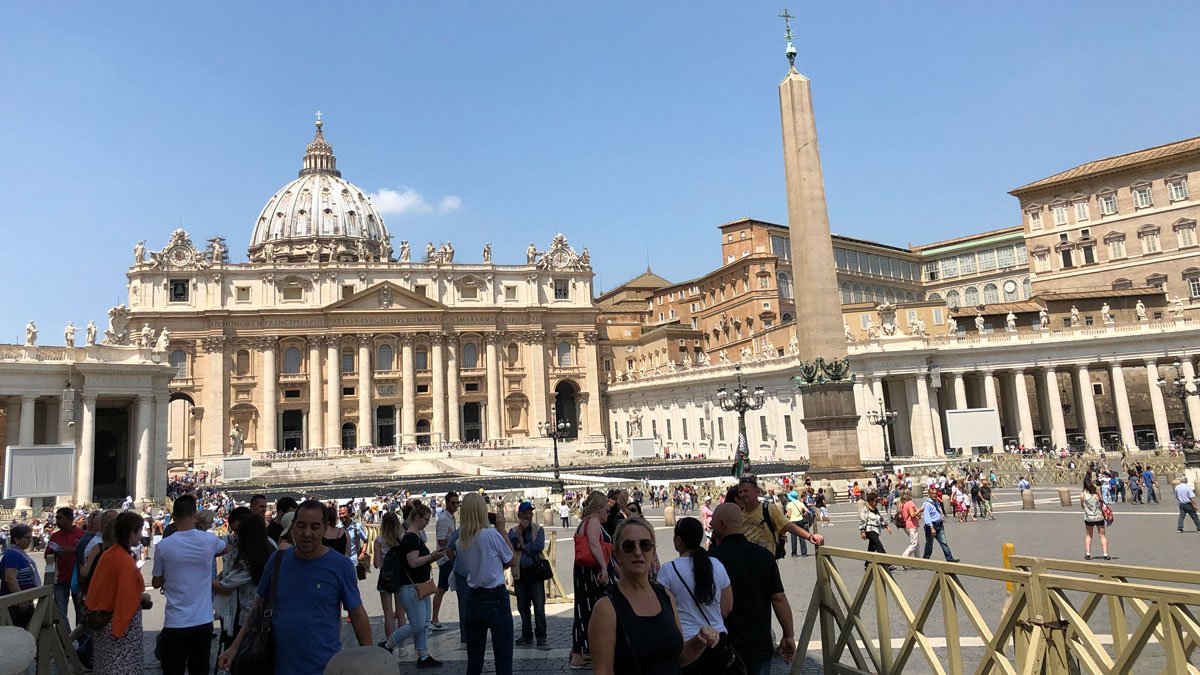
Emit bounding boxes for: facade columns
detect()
[446,337,461,442]
[153,393,169,498]
[981,369,998,410]
[856,377,881,458]
[401,336,416,444]
[1042,368,1069,449]
[1109,363,1137,450]
[76,396,96,504]
[926,378,945,455]
[307,337,324,450]
[430,333,446,443]
[18,395,36,445]
[357,335,373,447]
[528,332,548,432]
[485,335,502,441]
[1146,360,1172,446]
[135,395,152,500]
[1074,365,1102,450]
[42,399,59,445]
[201,336,228,456]
[260,338,278,454]
[1012,370,1035,448]
[950,371,967,409]
[326,337,342,450]
[1179,358,1200,436]
[913,374,937,457]
[582,332,602,439]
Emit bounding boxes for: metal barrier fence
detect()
[794,546,1200,674]
[0,583,84,674]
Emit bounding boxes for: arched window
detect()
[928,292,942,302]
[1147,273,1168,288]
[415,348,428,371]
[964,287,979,306]
[169,350,187,378]
[885,288,895,303]
[946,290,961,308]
[341,348,355,374]
[283,347,302,374]
[905,291,915,302]
[1111,278,1133,291]
[1022,277,1032,299]
[341,422,356,450]
[983,283,999,304]
[558,342,572,367]
[461,342,479,369]
[853,284,863,303]
[777,272,793,298]
[377,344,393,371]
[840,282,851,304]
[507,343,520,366]
[235,349,250,376]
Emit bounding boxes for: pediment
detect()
[325,282,447,311]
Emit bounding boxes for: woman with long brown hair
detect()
[570,490,612,669]
[374,511,405,636]
[86,512,153,674]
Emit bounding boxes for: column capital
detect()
[308,335,326,349]
[429,332,448,346]
[201,335,228,353]
[1144,358,1159,367]
[137,393,154,403]
[1012,368,1025,376]
[82,393,98,405]
[325,333,344,346]
[357,333,374,347]
[399,334,415,347]
[253,336,278,350]
[485,332,505,346]
[583,330,600,344]
[522,330,546,345]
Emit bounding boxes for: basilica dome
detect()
[248,118,392,263]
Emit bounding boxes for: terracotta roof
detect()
[949,301,1043,316]
[1038,287,1166,301]
[1011,135,1200,194]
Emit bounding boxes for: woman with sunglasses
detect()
[589,518,719,675]
[625,501,660,581]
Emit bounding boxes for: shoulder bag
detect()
[1099,496,1115,526]
[526,526,555,582]
[573,517,612,570]
[762,504,786,560]
[669,561,747,675]
[403,546,437,600]
[230,550,284,675]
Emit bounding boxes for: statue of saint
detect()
[134,241,146,264]
[154,328,170,354]
[85,320,97,347]
[399,240,411,263]
[1038,308,1049,329]
[789,334,801,355]
[1173,297,1186,316]
[1006,312,1017,331]
[211,239,225,263]
[1070,305,1080,327]
[975,314,986,334]
[64,322,76,348]
[580,247,590,267]
[442,241,455,263]
[482,243,492,264]
[140,323,154,348]
[526,242,538,265]
[229,424,244,456]
[425,241,437,262]
[948,317,958,335]
[718,350,731,365]
[262,241,276,261]
[697,351,710,366]
[667,360,678,373]
[24,320,37,347]
[1101,302,1114,324]
[1136,299,1148,321]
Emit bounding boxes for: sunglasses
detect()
[620,538,655,554]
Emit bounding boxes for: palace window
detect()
[997,246,1016,268]
[717,418,725,442]
[341,348,354,373]
[235,349,251,376]
[771,235,790,260]
[923,261,939,281]
[964,287,979,306]
[1148,273,1168,288]
[507,343,520,366]
[462,342,479,369]
[959,253,976,275]
[1074,200,1090,222]
[945,289,961,309]
[169,350,187,378]
[377,344,393,371]
[1175,220,1197,248]
[554,279,570,300]
[1033,252,1050,273]
[1112,278,1133,291]
[932,308,944,325]
[1107,237,1126,260]
[1023,277,1031,299]
[1052,203,1069,226]
[415,348,428,371]
[759,416,770,443]
[558,342,572,367]
[840,282,852,304]
[977,249,997,272]
[983,283,999,305]
[940,257,958,278]
[1186,270,1200,298]
[1133,184,1153,209]
[1099,191,1117,216]
[784,415,794,443]
[1139,226,1161,254]
[283,347,302,374]
[666,420,673,440]
[1169,177,1189,202]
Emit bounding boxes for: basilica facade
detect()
[124,120,603,465]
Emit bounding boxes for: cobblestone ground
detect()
[118,483,1192,673]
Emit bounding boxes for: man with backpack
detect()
[736,475,823,559]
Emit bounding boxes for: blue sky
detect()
[4,2,1198,341]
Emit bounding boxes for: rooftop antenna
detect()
[645,248,651,274]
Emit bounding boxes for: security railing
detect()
[795,546,1200,674]
[0,583,84,674]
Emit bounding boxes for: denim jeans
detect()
[391,584,431,653]
[53,582,77,631]
[465,586,513,675]
[744,658,774,675]
[790,530,808,556]
[514,576,547,639]
[454,573,470,644]
[922,521,955,560]
[1179,503,1200,531]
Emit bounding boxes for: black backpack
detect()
[379,545,406,593]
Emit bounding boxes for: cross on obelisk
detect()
[778,9,797,67]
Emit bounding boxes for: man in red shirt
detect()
[46,507,84,630]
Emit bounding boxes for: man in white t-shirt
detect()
[152,494,230,675]
[559,501,571,528]
[429,491,460,631]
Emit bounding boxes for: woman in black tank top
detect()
[321,505,348,555]
[586,518,718,675]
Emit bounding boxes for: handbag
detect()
[669,561,747,675]
[356,559,369,581]
[573,518,612,570]
[1100,498,1115,526]
[230,550,284,675]
[530,557,555,582]
[404,564,437,600]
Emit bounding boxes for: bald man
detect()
[710,502,796,674]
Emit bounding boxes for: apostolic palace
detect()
[3,50,1200,506]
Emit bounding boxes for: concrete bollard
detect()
[1022,489,1035,510]
[543,507,556,527]
[1058,487,1072,507]
[664,505,676,527]
[1194,479,1200,496]
[324,646,396,673]
[504,502,517,523]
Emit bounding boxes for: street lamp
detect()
[1156,360,1200,464]
[538,417,571,494]
[865,398,898,475]
[714,365,766,477]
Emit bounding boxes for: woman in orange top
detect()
[86,512,153,675]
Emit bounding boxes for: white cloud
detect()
[368,187,462,216]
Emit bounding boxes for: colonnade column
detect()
[307,337,324,450]
[1075,365,1102,450]
[582,332,603,438]
[401,335,416,444]
[1042,368,1069,449]
[856,377,881,458]
[326,336,342,450]
[18,395,35,445]
[981,369,998,410]
[926,378,946,455]
[260,337,278,454]
[1179,358,1200,436]
[1109,363,1137,450]
[1012,369,1035,448]
[485,335,502,441]
[135,395,152,500]
[153,392,168,498]
[1146,360,1172,445]
[76,396,96,504]
[357,335,373,447]
[430,333,446,443]
[913,375,937,457]
[42,399,59,445]
[446,337,461,442]
[950,371,967,409]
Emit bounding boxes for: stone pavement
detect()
[121,483,1190,673]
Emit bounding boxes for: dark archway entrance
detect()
[94,407,130,500]
[554,381,580,439]
[376,406,395,447]
[341,422,357,449]
[416,419,431,446]
[462,403,482,442]
[281,410,304,451]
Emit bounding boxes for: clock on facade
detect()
[1003,280,1017,295]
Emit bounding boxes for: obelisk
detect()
[778,12,865,477]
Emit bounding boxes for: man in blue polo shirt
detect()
[217,500,372,675]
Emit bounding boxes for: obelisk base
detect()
[799,383,870,480]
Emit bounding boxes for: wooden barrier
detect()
[0,584,84,674]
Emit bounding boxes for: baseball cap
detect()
[518,501,534,512]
